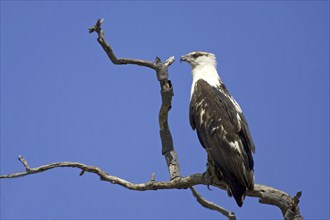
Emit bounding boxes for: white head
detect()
[181,51,221,98]
[180,51,217,69]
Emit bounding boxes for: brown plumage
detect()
[181,51,255,207]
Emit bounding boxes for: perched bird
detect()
[180,51,255,207]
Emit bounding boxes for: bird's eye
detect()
[192,53,199,58]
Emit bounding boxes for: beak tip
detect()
[180,56,185,63]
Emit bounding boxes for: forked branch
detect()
[90,19,179,180]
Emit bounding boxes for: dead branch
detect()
[89,19,179,180]
[89,19,157,69]
[189,186,236,220]
[1,156,302,219]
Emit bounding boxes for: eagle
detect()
[180,51,255,207]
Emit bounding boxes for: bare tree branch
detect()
[89,18,180,180]
[18,155,31,171]
[1,156,302,219]
[89,19,156,70]
[189,186,236,220]
[0,156,204,189]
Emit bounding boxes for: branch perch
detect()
[1,156,303,219]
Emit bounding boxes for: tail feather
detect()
[226,178,247,207]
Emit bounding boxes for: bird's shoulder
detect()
[189,79,239,131]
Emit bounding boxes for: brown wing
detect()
[190,79,255,206]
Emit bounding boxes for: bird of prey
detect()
[180,51,255,207]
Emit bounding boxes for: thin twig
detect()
[190,186,236,220]
[18,155,31,171]
[164,56,175,67]
[90,18,157,70]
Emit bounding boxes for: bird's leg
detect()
[203,148,217,190]
[205,162,214,190]
[206,160,232,197]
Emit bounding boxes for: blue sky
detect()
[1,1,329,219]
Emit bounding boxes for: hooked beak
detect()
[180,55,188,63]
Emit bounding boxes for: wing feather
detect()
[190,79,255,206]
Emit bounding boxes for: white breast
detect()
[190,65,221,99]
